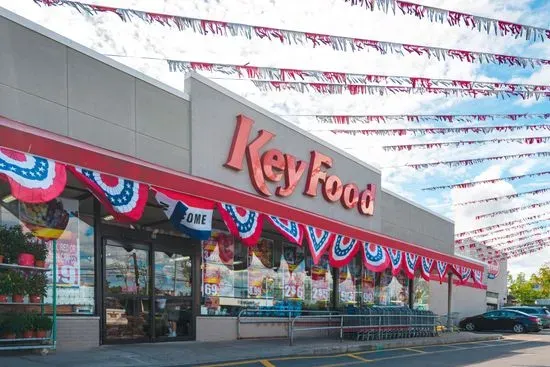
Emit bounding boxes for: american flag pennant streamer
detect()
[476,200,550,220]
[333,125,550,137]
[305,226,335,265]
[387,248,404,275]
[383,136,550,151]
[403,252,419,279]
[345,0,550,43]
[252,81,550,100]
[420,257,434,281]
[329,235,362,267]
[454,187,550,206]
[436,260,448,283]
[34,0,550,68]
[407,151,550,170]
[167,59,550,93]
[266,215,304,246]
[216,203,264,246]
[423,170,550,191]
[0,147,67,203]
[316,113,550,125]
[152,187,215,240]
[478,230,550,249]
[455,212,550,238]
[69,166,147,222]
[362,243,391,272]
[475,225,550,245]
[473,217,550,240]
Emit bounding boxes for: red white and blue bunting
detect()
[266,215,304,246]
[0,147,66,203]
[387,248,404,276]
[420,257,434,282]
[362,243,390,272]
[329,235,361,267]
[461,267,473,284]
[217,203,264,246]
[473,270,484,286]
[436,261,448,283]
[69,166,148,222]
[305,225,334,265]
[403,252,419,279]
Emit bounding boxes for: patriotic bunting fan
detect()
[461,267,473,284]
[362,243,390,272]
[403,252,419,279]
[266,216,304,245]
[69,166,148,222]
[436,260,448,283]
[473,269,484,286]
[329,235,361,267]
[305,225,334,265]
[0,147,66,203]
[217,203,264,246]
[387,248,403,276]
[420,257,434,282]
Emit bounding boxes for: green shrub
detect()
[27,272,47,297]
[9,270,27,295]
[34,315,53,331]
[0,271,13,295]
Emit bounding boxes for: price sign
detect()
[284,284,304,299]
[203,283,220,296]
[248,285,262,297]
[312,287,330,301]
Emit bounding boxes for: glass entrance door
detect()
[102,238,195,343]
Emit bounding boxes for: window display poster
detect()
[46,236,80,287]
[362,269,375,304]
[339,268,356,304]
[311,255,330,302]
[376,270,393,305]
[247,239,275,298]
[202,232,235,302]
[282,244,305,300]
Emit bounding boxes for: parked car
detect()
[459,309,542,333]
[503,306,550,329]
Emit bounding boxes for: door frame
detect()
[98,224,201,344]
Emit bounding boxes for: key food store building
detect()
[0,9,487,349]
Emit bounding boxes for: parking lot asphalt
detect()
[195,331,550,367]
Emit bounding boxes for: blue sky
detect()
[4,0,550,276]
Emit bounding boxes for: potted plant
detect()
[34,315,53,339]
[0,271,12,303]
[0,313,24,339]
[27,272,47,304]
[30,241,47,268]
[9,270,27,303]
[3,225,35,266]
[22,313,36,338]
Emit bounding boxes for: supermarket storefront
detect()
[0,9,484,348]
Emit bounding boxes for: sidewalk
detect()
[0,332,501,367]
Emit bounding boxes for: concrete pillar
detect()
[447,273,453,328]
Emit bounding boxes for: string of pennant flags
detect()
[422,170,550,191]
[313,113,550,124]
[344,0,550,43]
[456,225,550,248]
[166,59,550,93]
[455,212,550,238]
[34,0,550,68]
[382,136,550,151]
[476,200,550,220]
[0,146,482,284]
[453,187,550,206]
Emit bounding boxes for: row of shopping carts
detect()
[341,306,439,341]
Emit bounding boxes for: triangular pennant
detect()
[216,203,264,246]
[387,248,403,276]
[152,187,215,240]
[403,252,419,279]
[362,243,390,272]
[266,216,304,246]
[420,257,434,282]
[304,225,334,265]
[0,147,66,203]
[69,166,147,222]
[329,235,361,267]
[436,260,448,283]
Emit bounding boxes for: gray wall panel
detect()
[187,77,382,231]
[136,80,190,149]
[0,83,68,135]
[136,133,190,173]
[0,17,67,105]
[68,109,136,156]
[68,49,136,130]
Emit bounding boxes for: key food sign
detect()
[224,115,376,216]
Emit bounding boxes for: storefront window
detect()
[375,269,409,306]
[413,276,430,310]
[304,254,332,310]
[338,257,361,307]
[0,183,95,315]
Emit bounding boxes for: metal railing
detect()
[236,308,340,339]
[289,312,443,345]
